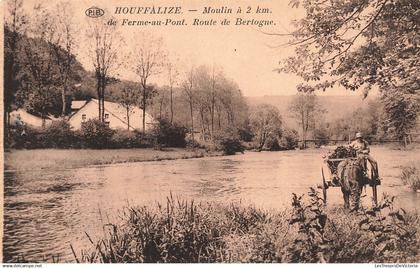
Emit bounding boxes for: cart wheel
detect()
[321,167,327,204]
[371,169,378,207]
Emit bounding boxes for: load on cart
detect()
[318,132,381,210]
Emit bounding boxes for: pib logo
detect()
[85,6,104,18]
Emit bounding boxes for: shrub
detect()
[42,120,78,148]
[313,127,329,147]
[110,129,148,148]
[217,137,244,155]
[213,129,244,155]
[152,119,187,148]
[80,119,114,149]
[278,128,299,150]
[400,163,420,192]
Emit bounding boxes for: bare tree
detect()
[182,66,196,141]
[166,61,179,124]
[132,32,166,133]
[48,2,77,116]
[117,87,138,130]
[86,18,120,122]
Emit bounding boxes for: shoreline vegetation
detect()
[4,148,223,172]
[71,189,419,263]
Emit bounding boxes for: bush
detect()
[278,128,299,150]
[214,129,244,155]
[313,127,329,147]
[42,120,79,148]
[400,163,420,192]
[80,119,114,149]
[152,119,187,148]
[110,129,149,148]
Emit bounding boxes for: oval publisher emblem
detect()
[85,6,104,18]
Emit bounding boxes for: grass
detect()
[74,190,420,263]
[4,148,222,171]
[400,163,420,192]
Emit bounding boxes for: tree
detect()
[166,61,179,124]
[4,0,26,137]
[48,2,78,116]
[280,0,419,142]
[117,87,138,130]
[381,89,420,144]
[86,18,120,122]
[132,32,166,133]
[181,66,196,142]
[250,104,282,150]
[288,92,324,148]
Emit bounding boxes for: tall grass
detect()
[400,163,420,192]
[75,190,420,263]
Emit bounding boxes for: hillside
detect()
[246,95,379,128]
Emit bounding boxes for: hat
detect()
[356,132,363,138]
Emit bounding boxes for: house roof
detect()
[71,100,87,110]
[68,98,156,130]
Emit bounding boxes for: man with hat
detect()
[350,132,379,179]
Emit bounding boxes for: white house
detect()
[10,109,52,128]
[68,99,156,131]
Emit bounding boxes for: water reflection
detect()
[3,147,420,262]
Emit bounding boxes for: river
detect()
[3,146,419,262]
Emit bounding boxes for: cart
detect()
[318,153,381,206]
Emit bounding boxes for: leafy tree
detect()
[281,0,419,142]
[381,89,419,142]
[4,0,27,138]
[288,92,324,148]
[250,104,282,150]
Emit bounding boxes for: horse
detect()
[336,155,367,211]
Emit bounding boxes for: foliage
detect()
[80,119,114,149]
[217,137,244,155]
[278,128,299,150]
[42,120,78,148]
[400,163,420,192]
[249,104,282,150]
[381,90,420,141]
[288,92,324,148]
[284,189,418,263]
[110,129,147,148]
[77,190,420,263]
[313,126,329,147]
[324,146,357,174]
[152,119,187,148]
[282,0,419,143]
[282,0,418,96]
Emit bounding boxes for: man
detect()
[350,132,379,179]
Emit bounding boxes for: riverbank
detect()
[74,191,420,263]
[4,148,223,171]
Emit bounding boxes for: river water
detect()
[3,146,419,262]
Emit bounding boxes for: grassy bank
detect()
[4,148,222,171]
[75,189,420,263]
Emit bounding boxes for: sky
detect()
[16,0,368,97]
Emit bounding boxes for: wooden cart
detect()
[318,156,381,206]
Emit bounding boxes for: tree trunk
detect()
[142,84,146,134]
[189,99,194,142]
[170,85,174,124]
[61,87,67,116]
[126,107,130,130]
